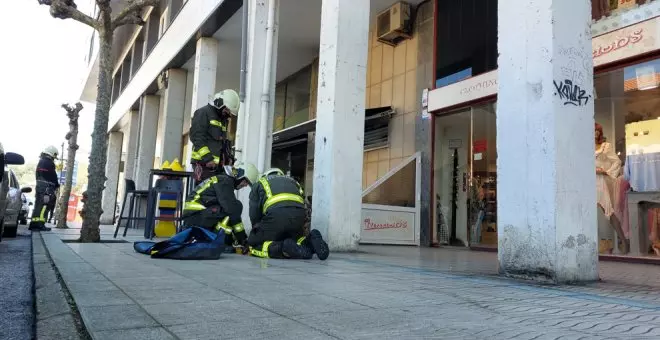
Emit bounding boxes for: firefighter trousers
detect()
[247,207,309,258]
[30,182,56,229]
[182,205,246,247]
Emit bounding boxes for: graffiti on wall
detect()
[553,79,591,106]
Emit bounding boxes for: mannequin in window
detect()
[595,123,629,254]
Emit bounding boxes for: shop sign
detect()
[593,16,660,67]
[427,70,498,112]
[360,205,416,244]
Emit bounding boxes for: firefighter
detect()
[248,168,329,260]
[189,89,240,185]
[182,163,258,253]
[29,146,60,232]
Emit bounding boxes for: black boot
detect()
[281,239,313,260]
[307,229,329,260]
[29,223,51,232]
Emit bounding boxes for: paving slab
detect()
[36,225,660,340]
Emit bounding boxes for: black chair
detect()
[114,179,149,238]
[144,178,186,239]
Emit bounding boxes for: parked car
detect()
[0,143,31,240]
[19,193,32,225]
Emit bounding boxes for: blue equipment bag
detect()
[134,227,226,260]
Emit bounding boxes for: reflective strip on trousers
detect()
[250,241,272,258]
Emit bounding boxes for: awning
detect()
[271,106,395,149]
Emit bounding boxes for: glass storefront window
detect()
[592,0,650,22]
[272,65,312,133]
[594,57,660,257]
[435,0,497,88]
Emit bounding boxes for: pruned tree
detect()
[55,102,83,229]
[38,0,159,242]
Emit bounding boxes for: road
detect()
[0,226,35,340]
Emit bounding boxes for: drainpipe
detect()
[234,1,249,164]
[256,0,278,172]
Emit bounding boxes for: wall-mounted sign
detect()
[593,16,660,67]
[360,205,416,244]
[428,17,660,113]
[428,70,498,112]
[448,139,463,149]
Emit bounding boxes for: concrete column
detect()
[238,0,279,169]
[311,0,370,251]
[236,0,281,233]
[134,95,160,190]
[160,68,187,162]
[100,131,123,224]
[184,37,218,169]
[497,0,598,283]
[123,110,140,180]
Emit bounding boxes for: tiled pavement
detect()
[37,225,660,340]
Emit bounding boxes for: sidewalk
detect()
[38,224,660,340]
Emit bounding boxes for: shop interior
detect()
[433,102,497,249]
[594,57,660,258]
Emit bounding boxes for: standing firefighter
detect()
[248,168,329,260]
[189,89,240,185]
[29,146,60,232]
[182,163,259,253]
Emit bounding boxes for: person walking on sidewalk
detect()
[182,163,258,254]
[189,89,240,185]
[29,146,60,232]
[247,168,329,260]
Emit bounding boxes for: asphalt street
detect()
[0,226,35,340]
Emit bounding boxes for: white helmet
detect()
[232,163,259,185]
[43,145,58,159]
[261,168,284,179]
[209,89,240,116]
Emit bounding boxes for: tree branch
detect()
[111,0,160,29]
[37,0,98,29]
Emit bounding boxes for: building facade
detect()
[79,0,660,282]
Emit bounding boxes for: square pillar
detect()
[497,0,598,283]
[124,110,140,180]
[160,68,187,162]
[135,95,160,190]
[237,0,281,233]
[184,37,218,169]
[311,0,370,251]
[101,131,123,224]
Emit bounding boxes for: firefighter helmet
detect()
[234,163,258,185]
[261,168,284,178]
[210,89,240,116]
[43,145,59,159]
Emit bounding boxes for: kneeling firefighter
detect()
[29,146,60,232]
[182,163,259,253]
[248,168,329,260]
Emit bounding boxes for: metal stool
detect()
[114,179,149,238]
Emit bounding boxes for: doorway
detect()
[433,102,498,249]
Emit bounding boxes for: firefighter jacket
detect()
[249,175,305,226]
[189,104,231,165]
[36,154,59,189]
[183,173,244,235]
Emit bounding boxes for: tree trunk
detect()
[79,27,113,243]
[55,104,81,229]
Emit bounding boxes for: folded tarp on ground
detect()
[134,227,226,260]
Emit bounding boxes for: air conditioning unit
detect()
[376,1,412,46]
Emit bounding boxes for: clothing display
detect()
[595,142,621,218]
[624,119,660,192]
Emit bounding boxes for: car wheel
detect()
[0,218,4,243]
[3,222,17,238]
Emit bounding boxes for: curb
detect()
[32,232,90,340]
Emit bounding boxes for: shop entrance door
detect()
[434,109,471,246]
[433,102,498,248]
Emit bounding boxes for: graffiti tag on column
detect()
[553,79,591,106]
